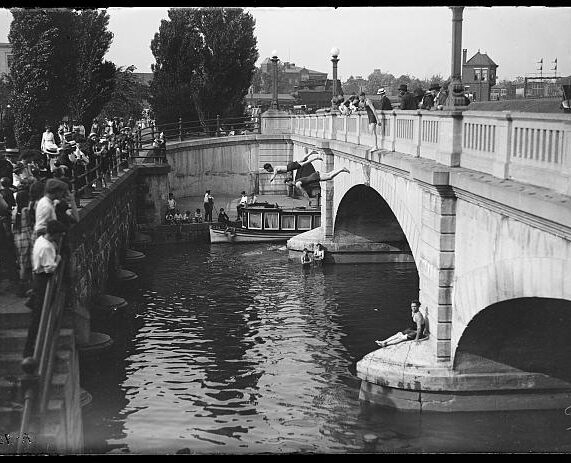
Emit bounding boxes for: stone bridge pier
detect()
[286,138,571,412]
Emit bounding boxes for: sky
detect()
[1,6,570,82]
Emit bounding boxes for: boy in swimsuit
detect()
[285,167,350,205]
[375,300,427,348]
[359,92,381,151]
[262,147,323,183]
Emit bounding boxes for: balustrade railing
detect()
[287,109,571,195]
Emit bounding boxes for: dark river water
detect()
[80,243,571,454]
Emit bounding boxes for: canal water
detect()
[81,243,571,454]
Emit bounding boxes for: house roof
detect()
[465,51,498,67]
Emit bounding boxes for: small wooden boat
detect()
[209,202,321,244]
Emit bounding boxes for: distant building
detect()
[0,43,13,76]
[462,48,498,102]
[259,58,328,94]
[244,92,297,112]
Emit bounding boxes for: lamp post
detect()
[270,50,279,110]
[446,6,466,109]
[330,47,340,110]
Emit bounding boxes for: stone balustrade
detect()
[281,110,571,196]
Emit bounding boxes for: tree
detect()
[342,76,361,96]
[149,7,258,126]
[8,8,78,147]
[67,9,114,129]
[99,65,150,121]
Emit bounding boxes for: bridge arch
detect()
[453,297,571,383]
[333,184,412,253]
[451,257,571,361]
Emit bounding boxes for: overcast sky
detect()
[1,6,570,82]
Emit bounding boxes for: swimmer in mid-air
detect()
[284,167,350,205]
[262,147,323,183]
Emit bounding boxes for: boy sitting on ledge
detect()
[375,299,427,348]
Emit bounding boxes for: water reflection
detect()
[81,243,571,454]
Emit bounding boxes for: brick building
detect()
[462,49,498,102]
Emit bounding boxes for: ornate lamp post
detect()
[330,47,340,110]
[446,6,467,109]
[270,50,279,110]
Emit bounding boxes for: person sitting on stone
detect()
[285,167,349,205]
[375,299,427,348]
[194,208,203,223]
[262,147,323,183]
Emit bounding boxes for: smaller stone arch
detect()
[453,297,571,384]
[333,184,411,251]
[451,256,571,359]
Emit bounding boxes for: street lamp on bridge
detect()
[331,47,340,110]
[446,6,468,109]
[270,50,280,110]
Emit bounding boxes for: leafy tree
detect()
[150,7,258,126]
[99,65,150,121]
[67,9,114,128]
[342,76,361,96]
[0,75,15,147]
[8,8,78,147]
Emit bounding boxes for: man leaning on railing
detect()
[23,219,67,358]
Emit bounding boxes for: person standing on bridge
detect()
[375,299,427,348]
[358,92,381,151]
[398,84,419,111]
[262,147,323,183]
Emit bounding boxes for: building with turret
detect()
[462,48,498,102]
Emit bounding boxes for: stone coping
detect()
[357,343,571,393]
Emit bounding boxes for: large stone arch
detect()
[451,256,571,362]
[333,184,411,251]
[330,156,424,266]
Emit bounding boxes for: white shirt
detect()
[32,235,58,274]
[239,195,248,206]
[168,198,176,209]
[204,193,212,203]
[34,196,56,233]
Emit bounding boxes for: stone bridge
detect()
[262,108,571,411]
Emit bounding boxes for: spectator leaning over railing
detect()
[24,219,68,358]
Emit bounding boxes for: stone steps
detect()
[0,304,32,330]
[0,328,28,352]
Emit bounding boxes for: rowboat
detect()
[209,202,321,244]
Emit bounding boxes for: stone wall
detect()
[65,169,139,338]
[165,135,292,198]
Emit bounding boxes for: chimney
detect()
[463,49,467,65]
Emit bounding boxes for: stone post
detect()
[446,7,467,110]
[271,53,279,110]
[322,147,335,240]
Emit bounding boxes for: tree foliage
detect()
[99,65,150,121]
[67,9,115,128]
[8,8,116,148]
[8,8,78,147]
[149,7,258,125]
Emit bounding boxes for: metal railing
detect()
[131,114,262,162]
[17,236,67,453]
